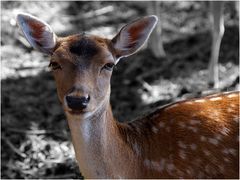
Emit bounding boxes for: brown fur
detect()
[17,14,239,178]
[53,34,239,178]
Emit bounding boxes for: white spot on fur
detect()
[143,159,151,167]
[188,126,198,133]
[144,159,165,172]
[166,163,175,174]
[179,150,186,159]
[178,122,186,128]
[223,91,232,95]
[223,148,237,156]
[230,104,236,108]
[209,97,222,101]
[200,136,207,142]
[186,169,192,175]
[167,163,175,170]
[233,116,239,123]
[228,148,237,156]
[224,157,230,162]
[205,164,212,173]
[227,107,234,113]
[221,127,230,135]
[152,126,158,133]
[144,159,151,167]
[190,144,197,150]
[218,165,224,173]
[178,141,187,149]
[194,99,206,103]
[227,93,238,98]
[185,101,193,105]
[204,150,210,156]
[159,122,165,128]
[166,127,170,132]
[215,134,222,141]
[189,120,201,125]
[210,111,221,120]
[208,138,219,145]
[222,149,228,154]
[159,159,166,171]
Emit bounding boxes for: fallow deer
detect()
[17,13,239,178]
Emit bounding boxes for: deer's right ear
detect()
[16,13,57,54]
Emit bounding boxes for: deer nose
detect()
[66,95,90,110]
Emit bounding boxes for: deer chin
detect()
[64,107,95,120]
[62,102,93,119]
[62,96,107,120]
[65,101,108,120]
[68,109,87,115]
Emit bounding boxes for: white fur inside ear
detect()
[17,13,56,54]
[112,15,158,59]
[114,30,131,52]
[39,26,56,49]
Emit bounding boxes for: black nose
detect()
[66,95,90,110]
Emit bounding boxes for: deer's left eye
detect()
[49,62,61,70]
[102,63,115,71]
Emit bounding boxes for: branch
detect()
[7,128,63,135]
[70,6,114,21]
[1,134,26,158]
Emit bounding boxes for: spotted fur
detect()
[17,12,239,179]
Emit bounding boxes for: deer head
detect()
[17,13,157,119]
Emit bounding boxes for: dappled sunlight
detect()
[2,2,72,33]
[1,1,239,179]
[138,79,181,104]
[1,47,49,79]
[1,2,73,80]
[137,61,239,105]
[88,26,115,39]
[4,133,76,178]
[1,71,81,178]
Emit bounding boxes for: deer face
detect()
[17,13,157,118]
[50,35,114,116]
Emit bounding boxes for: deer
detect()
[148,1,237,88]
[16,13,239,178]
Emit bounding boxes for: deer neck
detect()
[65,95,130,177]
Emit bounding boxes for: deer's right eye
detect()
[49,62,61,70]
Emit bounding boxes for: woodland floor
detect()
[1,1,239,179]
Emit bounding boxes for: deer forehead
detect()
[53,34,115,65]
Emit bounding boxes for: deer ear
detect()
[16,13,57,54]
[111,15,157,61]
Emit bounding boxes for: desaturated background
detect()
[1,1,239,179]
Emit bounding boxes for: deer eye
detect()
[49,61,61,70]
[102,63,115,71]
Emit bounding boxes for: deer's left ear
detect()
[111,15,158,61]
[16,13,57,54]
